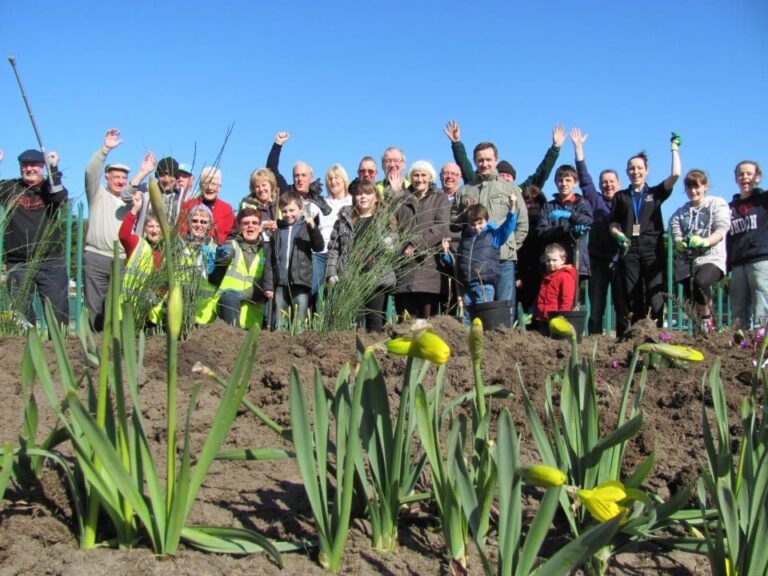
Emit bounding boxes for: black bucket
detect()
[470,300,512,331]
[539,310,587,342]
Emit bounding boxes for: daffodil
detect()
[576,480,629,523]
[386,329,450,365]
[469,318,484,364]
[518,464,566,487]
[549,316,576,338]
[637,342,704,362]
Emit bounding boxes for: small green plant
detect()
[289,358,364,572]
[696,358,768,576]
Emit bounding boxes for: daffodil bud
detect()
[148,177,172,241]
[636,343,703,362]
[167,283,183,340]
[469,318,484,364]
[549,316,576,338]
[518,464,566,487]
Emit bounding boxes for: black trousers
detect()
[679,262,723,307]
[617,239,665,337]
[588,257,621,335]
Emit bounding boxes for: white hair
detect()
[407,160,437,183]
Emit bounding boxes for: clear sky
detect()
[2,0,767,221]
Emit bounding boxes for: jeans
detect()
[495,259,517,322]
[311,252,327,297]
[463,283,495,326]
[730,260,768,329]
[274,285,310,331]
[217,290,243,327]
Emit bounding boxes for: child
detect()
[535,243,577,321]
[266,191,324,331]
[443,195,517,325]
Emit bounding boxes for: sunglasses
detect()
[190,218,209,224]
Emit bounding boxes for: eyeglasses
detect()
[358,169,376,174]
[190,219,209,224]
[441,171,461,177]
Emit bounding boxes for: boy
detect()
[443,195,517,325]
[536,164,593,278]
[264,191,324,331]
[536,243,577,320]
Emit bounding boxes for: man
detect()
[84,128,147,331]
[440,162,464,315]
[265,131,330,213]
[377,146,410,195]
[349,156,378,195]
[0,148,69,328]
[440,162,462,203]
[570,128,621,335]
[177,163,195,196]
[455,142,528,319]
[444,120,565,191]
[123,155,185,230]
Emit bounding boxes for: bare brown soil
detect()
[1,316,752,575]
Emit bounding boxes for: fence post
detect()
[666,230,674,329]
[75,202,84,332]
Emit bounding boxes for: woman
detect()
[727,160,768,329]
[119,190,164,328]
[326,180,397,331]
[516,184,547,319]
[313,164,353,298]
[211,208,273,329]
[240,167,279,234]
[394,160,450,319]
[610,136,680,337]
[669,170,730,332]
[178,167,235,243]
[181,204,219,325]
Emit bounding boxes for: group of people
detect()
[0,123,765,337]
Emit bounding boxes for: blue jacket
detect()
[576,159,617,263]
[448,210,517,287]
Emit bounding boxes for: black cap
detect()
[496,160,516,179]
[18,149,45,163]
[156,157,179,177]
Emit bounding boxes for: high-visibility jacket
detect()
[216,240,266,328]
[181,241,219,324]
[122,238,164,325]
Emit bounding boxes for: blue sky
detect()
[2,0,767,221]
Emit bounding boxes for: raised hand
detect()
[131,190,143,214]
[46,151,59,167]
[443,120,461,143]
[104,128,123,150]
[140,151,157,174]
[552,125,566,148]
[570,127,587,147]
[387,170,404,192]
[275,131,290,146]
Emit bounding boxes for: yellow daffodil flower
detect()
[577,480,629,523]
[386,330,450,365]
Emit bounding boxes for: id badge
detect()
[632,224,641,237]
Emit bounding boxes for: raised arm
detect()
[267,131,290,192]
[444,120,475,183]
[86,128,122,203]
[519,125,565,189]
[663,132,682,192]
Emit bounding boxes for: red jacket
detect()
[178,197,235,243]
[536,265,577,319]
[118,211,162,270]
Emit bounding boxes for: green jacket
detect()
[451,141,561,190]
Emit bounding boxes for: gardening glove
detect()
[670,131,682,151]
[573,224,591,235]
[616,233,631,255]
[215,242,234,264]
[688,235,709,249]
[675,238,688,253]
[328,275,339,286]
[306,182,332,216]
[549,209,571,221]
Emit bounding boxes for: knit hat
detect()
[156,157,179,177]
[496,160,516,179]
[18,149,45,163]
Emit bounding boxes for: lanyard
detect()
[630,187,645,224]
